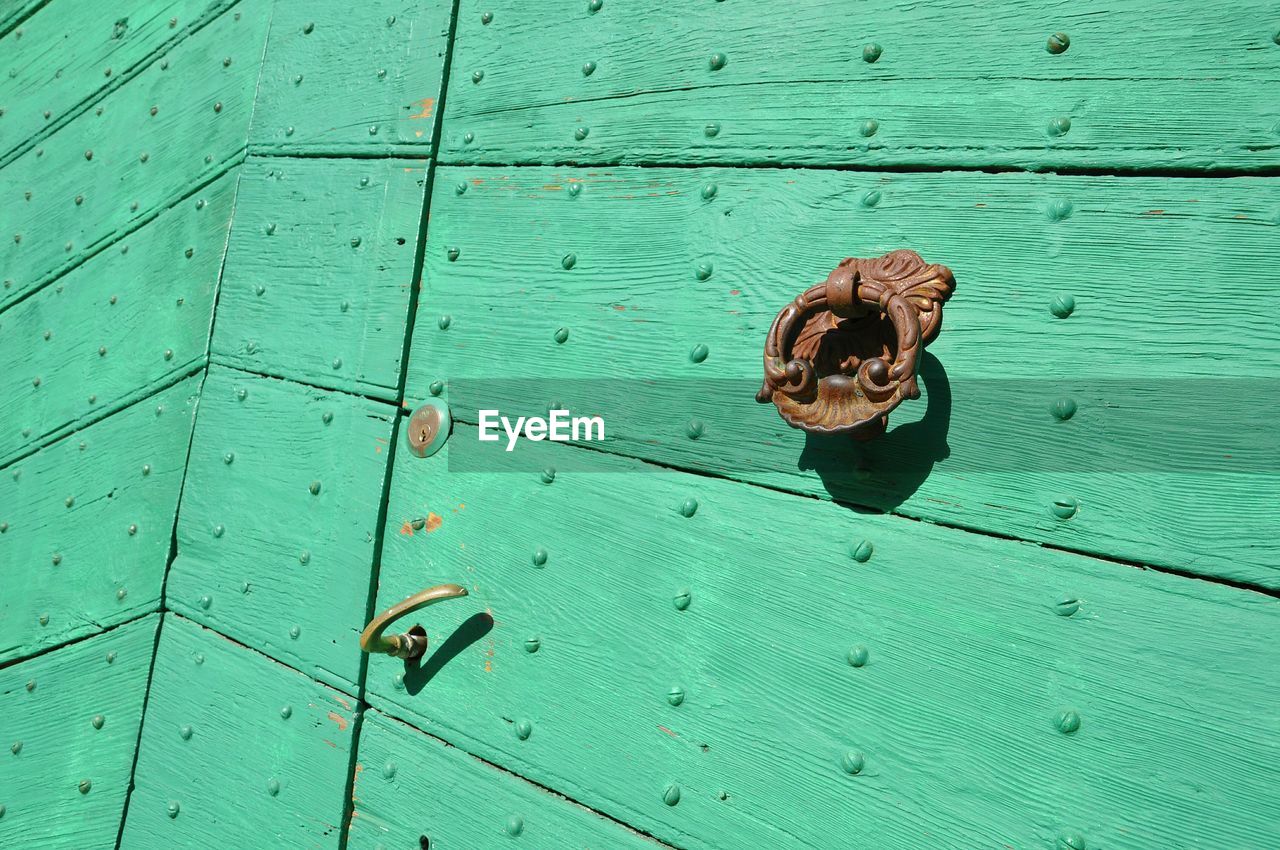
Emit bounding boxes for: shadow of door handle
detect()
[360,584,469,660]
[756,249,955,440]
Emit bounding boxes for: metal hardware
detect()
[406,399,450,458]
[359,584,469,659]
[756,249,955,439]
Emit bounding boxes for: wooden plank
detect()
[0,0,269,312]
[408,165,1280,589]
[166,366,394,692]
[248,0,451,155]
[0,167,237,465]
[440,0,1280,169]
[349,708,661,849]
[119,613,354,849]
[0,615,159,850]
[0,0,235,164]
[0,0,47,39]
[367,426,1280,850]
[0,376,199,663]
[210,156,425,399]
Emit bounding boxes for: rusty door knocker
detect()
[756,249,955,439]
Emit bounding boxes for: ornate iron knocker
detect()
[756,249,955,439]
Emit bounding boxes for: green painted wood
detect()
[0,168,237,465]
[409,165,1280,589]
[0,1,47,38]
[349,708,661,849]
[210,156,426,399]
[0,0,269,312]
[119,613,354,849]
[0,614,159,849]
[442,0,1280,169]
[0,376,200,663]
[368,425,1280,850]
[249,0,451,155]
[166,366,394,692]
[0,0,235,165]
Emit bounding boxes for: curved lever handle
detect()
[756,249,954,439]
[359,584,469,659]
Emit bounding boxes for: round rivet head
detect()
[91,715,104,729]
[840,751,865,775]
[128,523,138,536]
[568,182,582,197]
[859,119,879,138]
[1048,116,1072,137]
[1273,30,1280,45]
[11,741,21,754]
[663,784,681,806]
[1048,198,1073,221]
[532,547,549,567]
[223,451,235,465]
[289,625,301,640]
[582,60,596,76]
[198,594,212,610]
[39,614,49,626]
[303,22,314,33]
[686,420,705,440]
[666,686,685,706]
[701,183,718,200]
[406,400,451,458]
[1046,32,1071,54]
[1057,832,1087,850]
[709,52,727,70]
[515,719,533,740]
[299,550,310,565]
[847,645,869,667]
[862,189,882,207]
[309,481,322,495]
[1054,595,1081,617]
[862,43,882,63]
[463,131,475,144]
[1050,294,1075,318]
[523,636,542,654]
[689,343,709,363]
[704,122,721,138]
[481,11,493,24]
[1051,398,1077,421]
[679,497,698,517]
[179,724,193,740]
[213,524,224,538]
[167,801,181,818]
[25,681,35,692]
[368,124,378,135]
[541,468,556,484]
[588,0,602,12]
[561,253,577,270]
[213,102,222,113]
[554,327,570,344]
[117,588,127,600]
[267,778,280,796]
[695,262,713,281]
[79,779,92,794]
[280,705,293,719]
[851,540,874,563]
[454,182,467,195]
[382,761,397,780]
[438,314,452,330]
[52,553,62,566]
[1050,497,1079,519]
[505,815,524,836]
[472,70,484,83]
[392,672,405,690]
[429,380,444,396]
[1055,710,1082,735]
[574,126,589,141]
[193,653,204,665]
[85,149,93,160]
[446,246,460,262]
[673,588,692,610]
[65,496,75,508]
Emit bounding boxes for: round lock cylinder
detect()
[406,399,451,458]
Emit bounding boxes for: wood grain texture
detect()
[0,167,237,465]
[166,366,393,692]
[441,0,1280,169]
[0,0,268,311]
[249,0,451,155]
[349,708,661,850]
[408,165,1280,588]
[0,615,159,850]
[0,376,199,663]
[367,425,1280,850]
[210,156,425,399]
[119,613,354,850]
[0,0,234,165]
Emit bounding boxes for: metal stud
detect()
[679,498,698,517]
[851,540,874,562]
[863,43,882,63]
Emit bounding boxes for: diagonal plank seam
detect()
[0,0,245,169]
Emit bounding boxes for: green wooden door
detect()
[2,1,1279,849]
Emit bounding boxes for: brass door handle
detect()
[359,584,469,659]
[756,249,955,439]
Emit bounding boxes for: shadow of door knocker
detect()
[756,249,956,440]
